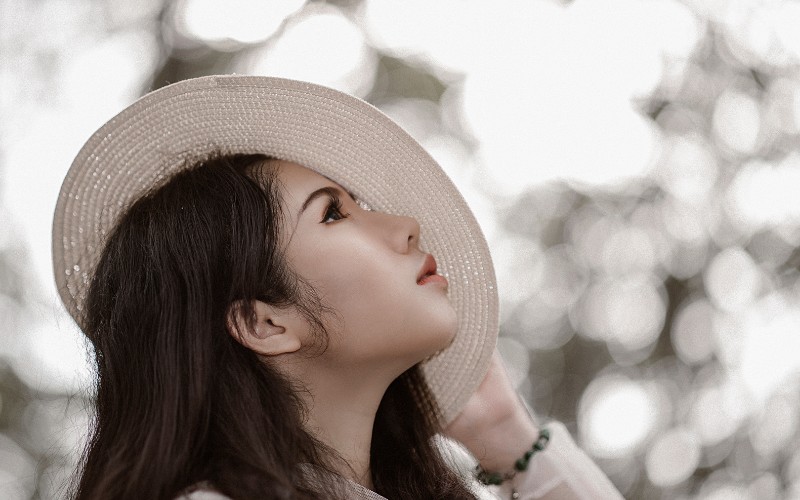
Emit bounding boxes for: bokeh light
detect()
[578,374,659,459]
[712,89,762,155]
[242,4,377,96]
[173,0,304,48]
[646,426,702,488]
[671,297,716,365]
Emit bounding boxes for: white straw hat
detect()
[52,75,498,425]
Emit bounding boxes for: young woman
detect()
[53,76,623,499]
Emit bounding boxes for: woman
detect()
[53,76,623,499]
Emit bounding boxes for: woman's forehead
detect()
[270,160,361,206]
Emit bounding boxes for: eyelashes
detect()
[321,193,350,223]
[319,193,372,224]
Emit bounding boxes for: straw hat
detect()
[52,75,498,425]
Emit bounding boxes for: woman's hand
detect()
[444,349,540,472]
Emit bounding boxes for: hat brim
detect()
[52,75,498,425]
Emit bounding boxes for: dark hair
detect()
[69,153,476,499]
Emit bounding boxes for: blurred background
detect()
[3,0,800,498]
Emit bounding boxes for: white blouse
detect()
[177,421,624,500]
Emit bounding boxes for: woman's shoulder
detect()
[173,481,232,500]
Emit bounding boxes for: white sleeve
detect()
[176,491,232,500]
[489,421,624,500]
[173,481,233,500]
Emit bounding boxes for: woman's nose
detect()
[403,215,421,252]
[381,212,420,253]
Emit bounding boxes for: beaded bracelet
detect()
[474,427,551,489]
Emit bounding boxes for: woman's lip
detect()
[416,254,438,283]
[417,274,448,287]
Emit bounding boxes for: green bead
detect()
[476,469,504,485]
[540,428,551,440]
[534,427,551,451]
[474,427,552,486]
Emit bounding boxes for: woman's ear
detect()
[226,300,304,356]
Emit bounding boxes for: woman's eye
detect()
[321,197,350,224]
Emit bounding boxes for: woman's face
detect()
[272,160,458,372]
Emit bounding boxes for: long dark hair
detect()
[69,153,476,499]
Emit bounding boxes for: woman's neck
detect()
[282,358,402,491]
[305,390,380,489]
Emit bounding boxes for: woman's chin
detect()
[423,310,459,358]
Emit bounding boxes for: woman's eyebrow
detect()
[298,185,355,217]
